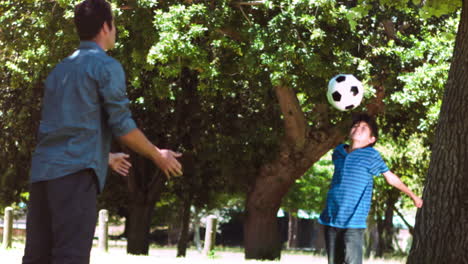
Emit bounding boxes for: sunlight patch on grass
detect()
[1,244,405,264]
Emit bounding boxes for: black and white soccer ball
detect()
[327,74,364,111]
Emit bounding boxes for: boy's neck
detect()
[348,140,370,152]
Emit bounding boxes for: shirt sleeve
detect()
[97,60,137,137]
[369,151,389,176]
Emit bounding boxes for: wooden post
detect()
[98,209,108,252]
[2,207,13,249]
[202,215,217,255]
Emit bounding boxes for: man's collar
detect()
[79,41,105,53]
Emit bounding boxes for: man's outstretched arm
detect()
[118,128,182,178]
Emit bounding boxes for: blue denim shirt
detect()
[30,41,137,192]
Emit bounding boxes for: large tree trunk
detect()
[287,210,299,249]
[244,162,296,260]
[177,196,192,257]
[127,202,154,255]
[125,155,166,255]
[408,2,468,263]
[244,86,349,260]
[244,191,283,260]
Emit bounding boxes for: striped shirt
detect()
[319,144,389,228]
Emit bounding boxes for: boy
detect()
[319,113,423,264]
[23,1,182,263]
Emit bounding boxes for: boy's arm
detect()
[383,171,423,208]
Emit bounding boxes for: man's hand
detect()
[109,152,132,176]
[117,129,182,178]
[153,148,182,179]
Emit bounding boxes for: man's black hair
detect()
[74,0,113,41]
[352,113,379,147]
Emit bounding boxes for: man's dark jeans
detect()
[22,169,98,264]
[324,225,365,264]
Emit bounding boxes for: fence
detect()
[1,208,219,254]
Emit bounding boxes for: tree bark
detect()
[408,2,468,263]
[177,196,192,257]
[244,198,282,260]
[125,156,166,255]
[287,210,299,249]
[126,202,154,255]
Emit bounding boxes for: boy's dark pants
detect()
[22,169,98,264]
[324,226,365,264]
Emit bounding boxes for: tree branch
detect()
[239,5,252,25]
[393,205,415,235]
[235,1,265,6]
[366,83,385,116]
[301,120,349,174]
[216,28,244,42]
[274,86,308,150]
[382,19,397,40]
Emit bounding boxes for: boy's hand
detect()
[153,148,183,179]
[413,196,423,208]
[109,153,132,176]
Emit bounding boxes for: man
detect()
[22,0,182,263]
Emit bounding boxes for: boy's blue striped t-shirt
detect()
[319,144,389,229]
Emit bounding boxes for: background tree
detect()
[367,7,456,257]
[406,0,468,262]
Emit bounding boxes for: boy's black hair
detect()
[352,113,379,147]
[74,0,113,41]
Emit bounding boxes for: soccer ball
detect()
[327,74,364,111]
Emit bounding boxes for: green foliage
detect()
[0,0,77,207]
[147,5,210,78]
[374,135,429,212]
[244,0,367,90]
[418,0,461,18]
[282,154,333,215]
[389,14,457,138]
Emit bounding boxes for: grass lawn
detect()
[1,241,406,264]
